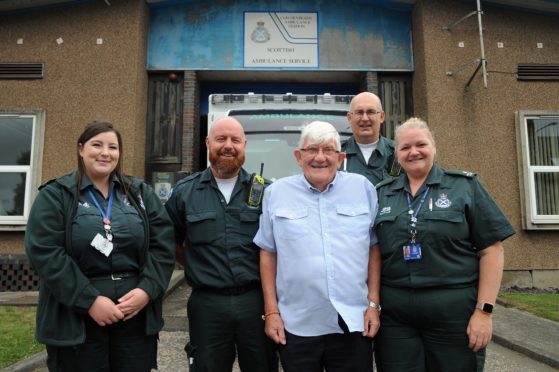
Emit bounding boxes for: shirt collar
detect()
[199,166,251,186]
[300,171,339,193]
[375,136,392,157]
[386,165,443,195]
[80,173,120,192]
[344,135,390,156]
[424,165,444,186]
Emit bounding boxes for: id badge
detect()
[91,233,113,257]
[403,243,422,261]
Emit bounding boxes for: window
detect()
[0,111,44,227]
[516,110,559,229]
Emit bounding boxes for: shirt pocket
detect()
[424,210,464,223]
[186,211,218,244]
[374,214,397,227]
[335,204,372,236]
[71,206,102,260]
[424,210,468,240]
[373,214,398,249]
[274,207,308,240]
[240,209,261,238]
[112,206,144,238]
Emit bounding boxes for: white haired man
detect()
[255,121,381,371]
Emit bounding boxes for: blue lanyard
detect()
[406,186,430,243]
[87,188,114,228]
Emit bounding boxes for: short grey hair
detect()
[395,117,435,146]
[298,121,341,150]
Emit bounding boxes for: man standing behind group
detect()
[165,117,276,372]
[255,121,380,371]
[342,92,400,184]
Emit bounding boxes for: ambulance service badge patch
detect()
[435,193,452,208]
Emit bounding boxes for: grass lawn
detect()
[0,306,44,368]
[498,293,559,322]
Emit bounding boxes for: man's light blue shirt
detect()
[254,171,378,337]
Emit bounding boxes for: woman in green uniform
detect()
[373,117,515,372]
[25,121,175,372]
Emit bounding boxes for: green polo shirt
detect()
[165,167,267,289]
[374,165,515,289]
[341,135,400,185]
[71,175,145,277]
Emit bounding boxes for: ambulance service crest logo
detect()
[435,193,452,208]
[251,21,271,43]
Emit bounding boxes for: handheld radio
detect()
[247,163,265,207]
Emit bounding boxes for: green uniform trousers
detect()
[46,277,157,372]
[186,287,278,372]
[375,286,485,372]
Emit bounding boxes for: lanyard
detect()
[406,186,430,243]
[87,188,114,241]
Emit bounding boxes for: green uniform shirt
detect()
[341,135,400,185]
[375,165,515,289]
[166,167,266,289]
[71,175,145,276]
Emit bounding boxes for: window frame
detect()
[516,110,559,230]
[0,110,45,229]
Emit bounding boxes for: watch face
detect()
[481,303,494,313]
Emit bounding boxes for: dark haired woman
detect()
[25,121,175,371]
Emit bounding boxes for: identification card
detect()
[403,243,422,261]
[91,233,113,257]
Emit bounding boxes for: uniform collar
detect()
[198,166,251,188]
[424,165,444,186]
[79,173,120,192]
[344,135,391,157]
[375,136,393,157]
[385,165,443,195]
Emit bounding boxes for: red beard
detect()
[209,150,245,178]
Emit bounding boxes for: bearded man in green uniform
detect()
[341,92,400,185]
[372,117,515,372]
[165,117,277,372]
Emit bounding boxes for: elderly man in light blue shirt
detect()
[254,121,381,371]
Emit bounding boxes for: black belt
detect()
[198,283,259,296]
[87,271,138,281]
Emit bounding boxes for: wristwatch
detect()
[368,301,382,312]
[476,302,494,314]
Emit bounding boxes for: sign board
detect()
[244,12,318,68]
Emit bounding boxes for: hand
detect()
[88,296,124,326]
[467,310,493,352]
[363,307,380,337]
[116,288,150,321]
[265,314,286,345]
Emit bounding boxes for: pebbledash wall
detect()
[411,0,559,288]
[0,0,150,289]
[0,0,557,289]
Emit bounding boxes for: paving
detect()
[1,270,558,371]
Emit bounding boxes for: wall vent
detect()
[517,64,559,81]
[0,254,40,291]
[0,63,44,79]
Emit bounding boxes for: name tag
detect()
[403,243,422,261]
[91,233,113,257]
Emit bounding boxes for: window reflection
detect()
[0,172,26,216]
[0,117,33,166]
